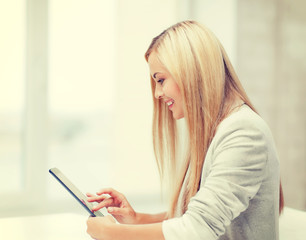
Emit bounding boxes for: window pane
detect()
[48,0,115,200]
[0,0,25,192]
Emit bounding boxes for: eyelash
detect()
[157,79,165,85]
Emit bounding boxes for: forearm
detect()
[135,212,167,224]
[114,222,165,240]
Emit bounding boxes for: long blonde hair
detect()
[145,20,283,217]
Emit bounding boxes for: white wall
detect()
[187,0,238,67]
[236,0,306,210]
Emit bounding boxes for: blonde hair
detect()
[145,20,283,217]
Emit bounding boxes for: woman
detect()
[86,20,284,240]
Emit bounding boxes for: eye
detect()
[157,79,165,85]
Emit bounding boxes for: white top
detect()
[162,105,280,240]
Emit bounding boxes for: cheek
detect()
[165,82,181,99]
[174,87,184,113]
[173,85,182,102]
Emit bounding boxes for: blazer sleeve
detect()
[162,122,268,240]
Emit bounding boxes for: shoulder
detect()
[210,105,273,162]
[215,105,272,143]
[221,104,268,130]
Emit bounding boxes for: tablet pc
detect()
[49,168,103,217]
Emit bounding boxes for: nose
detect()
[154,84,164,99]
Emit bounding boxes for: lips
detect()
[165,99,174,108]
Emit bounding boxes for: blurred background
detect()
[0,0,305,219]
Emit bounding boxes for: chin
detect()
[173,113,184,120]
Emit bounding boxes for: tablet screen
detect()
[49,168,104,217]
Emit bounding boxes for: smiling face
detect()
[148,51,184,120]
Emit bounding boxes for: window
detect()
[47,0,116,202]
[0,0,178,217]
[0,0,25,194]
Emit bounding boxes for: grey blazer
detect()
[162,105,280,240]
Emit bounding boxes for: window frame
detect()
[0,0,48,216]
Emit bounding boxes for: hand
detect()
[87,188,137,224]
[86,215,116,240]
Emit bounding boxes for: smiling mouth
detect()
[166,100,174,107]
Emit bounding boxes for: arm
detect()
[119,222,165,240]
[135,212,167,224]
[87,215,165,240]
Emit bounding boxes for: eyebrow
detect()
[153,72,160,79]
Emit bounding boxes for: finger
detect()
[96,188,123,200]
[92,197,115,211]
[86,192,94,197]
[107,206,128,216]
[87,195,108,203]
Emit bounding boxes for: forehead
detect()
[147,52,165,73]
